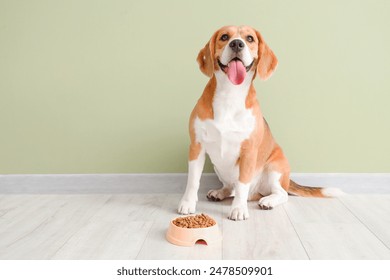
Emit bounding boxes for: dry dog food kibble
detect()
[173,214,216,228]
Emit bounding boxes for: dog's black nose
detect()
[229,39,244,52]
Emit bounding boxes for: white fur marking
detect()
[178,151,206,214]
[321,187,345,197]
[220,37,253,67]
[229,182,250,220]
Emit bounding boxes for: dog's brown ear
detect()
[197,31,218,77]
[255,30,278,81]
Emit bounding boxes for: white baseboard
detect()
[0,173,389,194]
[0,173,219,194]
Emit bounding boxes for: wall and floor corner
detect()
[1,0,390,176]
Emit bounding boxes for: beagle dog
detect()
[178,25,342,221]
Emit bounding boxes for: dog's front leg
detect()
[228,149,256,221]
[229,182,250,220]
[178,146,206,214]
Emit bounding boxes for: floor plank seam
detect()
[0,209,11,218]
[50,195,113,259]
[2,197,69,251]
[135,220,155,260]
[50,231,79,260]
[282,203,311,260]
[338,197,390,251]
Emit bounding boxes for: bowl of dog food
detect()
[166,213,221,247]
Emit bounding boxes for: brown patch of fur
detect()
[188,77,216,160]
[197,31,218,77]
[237,86,263,183]
[255,30,278,80]
[237,85,291,187]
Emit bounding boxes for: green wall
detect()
[1,0,389,174]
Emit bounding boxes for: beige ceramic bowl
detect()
[166,216,221,247]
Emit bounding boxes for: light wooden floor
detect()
[0,193,389,259]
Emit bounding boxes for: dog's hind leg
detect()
[258,171,288,210]
[207,185,233,201]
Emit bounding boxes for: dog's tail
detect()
[288,180,345,198]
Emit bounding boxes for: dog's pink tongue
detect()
[227,60,246,85]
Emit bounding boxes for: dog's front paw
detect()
[228,204,249,221]
[178,200,196,215]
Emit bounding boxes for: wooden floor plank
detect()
[221,199,308,259]
[290,222,390,259]
[0,195,51,223]
[52,194,165,259]
[285,196,390,259]
[0,195,110,259]
[0,194,74,258]
[284,196,357,224]
[53,220,153,259]
[339,195,390,249]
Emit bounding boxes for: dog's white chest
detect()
[194,79,255,184]
[195,109,255,157]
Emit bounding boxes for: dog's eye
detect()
[246,35,254,43]
[220,34,229,41]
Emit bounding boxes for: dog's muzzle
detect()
[218,58,254,73]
